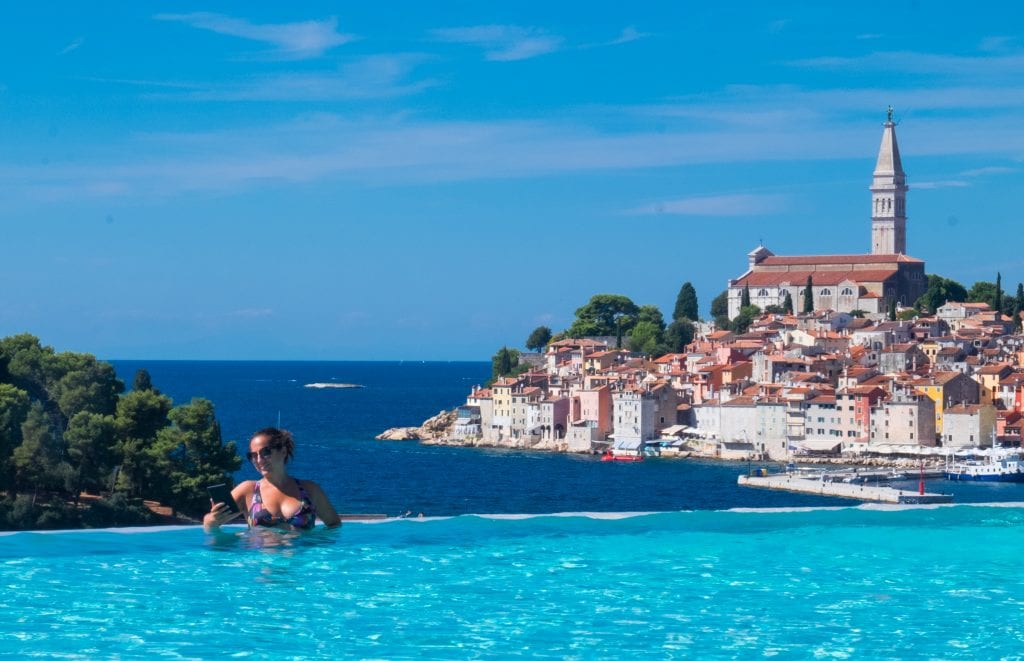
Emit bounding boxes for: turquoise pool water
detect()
[4,505,1024,658]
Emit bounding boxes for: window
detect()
[820,288,832,296]
[757,289,769,297]
[841,288,854,297]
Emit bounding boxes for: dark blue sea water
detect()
[110,361,1024,516]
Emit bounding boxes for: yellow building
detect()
[912,371,981,435]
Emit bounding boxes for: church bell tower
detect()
[870,106,908,255]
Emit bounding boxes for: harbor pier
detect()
[738,473,953,504]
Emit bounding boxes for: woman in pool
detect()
[203,427,341,532]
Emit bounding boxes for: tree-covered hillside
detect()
[0,334,239,530]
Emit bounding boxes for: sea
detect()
[4,360,1024,658]
[107,360,1024,514]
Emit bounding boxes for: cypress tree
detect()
[802,276,814,314]
[888,298,897,321]
[1015,283,1024,330]
[672,282,699,321]
[741,285,751,308]
[782,291,793,314]
[995,272,1003,315]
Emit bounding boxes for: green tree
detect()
[1014,283,1024,329]
[995,273,1003,316]
[491,347,520,380]
[741,285,751,308]
[65,412,118,500]
[525,326,552,353]
[0,334,54,405]
[112,388,174,496]
[916,275,967,312]
[731,305,761,334]
[967,281,997,309]
[132,369,154,392]
[710,290,729,318]
[672,282,699,321]
[45,353,124,423]
[636,305,666,331]
[782,291,794,315]
[148,398,240,517]
[567,294,640,339]
[665,319,695,352]
[0,384,30,493]
[802,277,814,314]
[628,320,664,356]
[888,298,897,321]
[12,403,65,498]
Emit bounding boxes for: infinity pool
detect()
[3,505,1024,658]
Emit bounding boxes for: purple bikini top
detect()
[248,478,317,530]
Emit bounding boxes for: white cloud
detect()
[59,38,84,55]
[789,50,1024,78]
[913,180,970,190]
[8,82,1024,201]
[626,194,789,217]
[979,36,1016,53]
[959,165,1017,177]
[431,25,563,61]
[155,12,353,59]
[173,55,435,101]
[603,27,651,46]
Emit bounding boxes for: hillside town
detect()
[439,301,1018,462]
[388,111,1024,463]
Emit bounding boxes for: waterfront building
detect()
[910,371,980,435]
[612,388,658,450]
[727,111,926,319]
[943,403,997,448]
[869,387,937,446]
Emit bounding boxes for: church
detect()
[727,110,927,320]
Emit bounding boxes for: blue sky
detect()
[3,2,1024,360]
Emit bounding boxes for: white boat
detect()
[944,452,1024,482]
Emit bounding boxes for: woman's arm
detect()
[306,481,341,528]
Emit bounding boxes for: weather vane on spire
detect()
[887,105,894,122]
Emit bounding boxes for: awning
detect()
[660,424,689,436]
[794,439,842,452]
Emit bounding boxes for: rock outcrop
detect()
[376,409,458,442]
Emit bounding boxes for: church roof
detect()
[757,254,922,266]
[736,268,899,287]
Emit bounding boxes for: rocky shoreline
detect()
[375,410,947,468]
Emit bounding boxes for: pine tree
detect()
[802,276,814,314]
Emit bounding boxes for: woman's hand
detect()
[202,500,242,532]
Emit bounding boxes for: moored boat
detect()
[944,453,1024,482]
[600,450,644,462]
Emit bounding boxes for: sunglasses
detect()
[246,445,280,462]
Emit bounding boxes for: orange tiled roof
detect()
[757,254,923,266]
[736,268,899,287]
